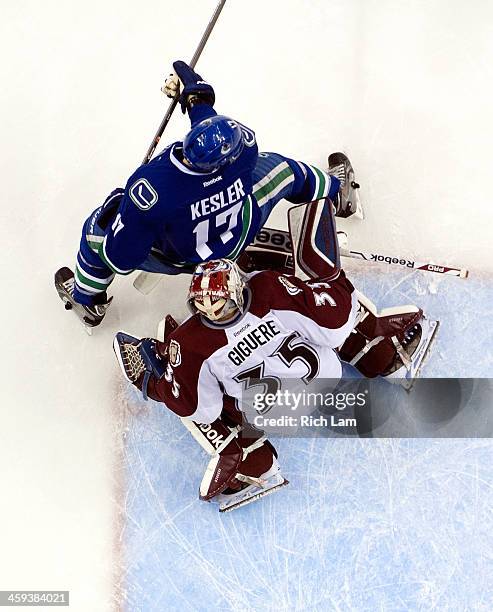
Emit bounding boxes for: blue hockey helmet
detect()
[183,115,244,172]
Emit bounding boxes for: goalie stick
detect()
[134,221,469,297]
[251,227,469,279]
[344,249,468,278]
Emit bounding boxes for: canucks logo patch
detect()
[129,178,158,210]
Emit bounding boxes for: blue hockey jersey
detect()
[96,104,336,275]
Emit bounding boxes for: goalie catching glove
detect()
[113,315,177,400]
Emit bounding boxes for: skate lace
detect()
[62,277,75,297]
[328,163,346,186]
[402,324,420,348]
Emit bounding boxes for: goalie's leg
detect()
[338,292,439,389]
[181,417,288,513]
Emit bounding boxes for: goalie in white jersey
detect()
[161,257,358,423]
[115,197,436,511]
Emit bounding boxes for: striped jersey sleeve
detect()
[252,154,339,208]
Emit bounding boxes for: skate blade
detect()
[219,479,289,513]
[58,294,94,335]
[347,187,364,220]
[386,320,440,391]
[353,194,364,220]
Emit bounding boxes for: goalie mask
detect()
[188,259,245,321]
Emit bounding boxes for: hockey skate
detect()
[328,152,364,219]
[383,317,439,390]
[215,459,289,513]
[54,267,112,333]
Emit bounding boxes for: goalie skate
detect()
[54,267,112,334]
[385,317,439,391]
[328,152,364,219]
[215,460,289,513]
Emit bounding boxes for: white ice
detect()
[1,0,492,610]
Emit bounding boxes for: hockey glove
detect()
[162,73,180,98]
[172,60,215,113]
[113,332,166,400]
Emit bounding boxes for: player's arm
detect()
[163,60,258,157]
[95,178,162,275]
[269,154,341,205]
[148,354,227,424]
[259,270,359,349]
[163,60,217,126]
[114,322,230,424]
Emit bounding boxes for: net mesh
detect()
[122,342,146,381]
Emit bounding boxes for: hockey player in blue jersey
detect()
[63,61,360,326]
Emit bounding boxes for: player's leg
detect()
[251,152,338,227]
[74,225,115,307]
[56,190,124,327]
[239,151,358,273]
[252,151,361,225]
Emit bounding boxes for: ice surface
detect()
[121,420,493,610]
[344,262,493,378]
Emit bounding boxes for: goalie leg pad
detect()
[180,417,282,503]
[180,418,243,499]
[288,198,340,281]
[248,226,348,276]
[339,292,438,386]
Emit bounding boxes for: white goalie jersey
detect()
[146,269,359,424]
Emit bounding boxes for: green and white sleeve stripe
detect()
[75,264,115,294]
[301,163,332,201]
[252,161,295,207]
